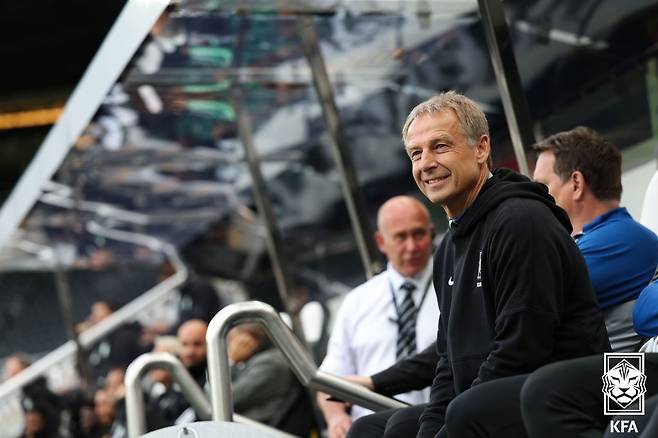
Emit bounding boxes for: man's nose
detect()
[403,237,419,252]
[418,150,438,172]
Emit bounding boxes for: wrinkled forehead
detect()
[405,110,467,146]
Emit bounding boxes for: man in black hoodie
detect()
[397,91,611,438]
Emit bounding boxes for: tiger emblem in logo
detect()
[602,359,647,408]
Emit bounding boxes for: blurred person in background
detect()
[177,319,208,388]
[172,319,209,425]
[80,300,147,390]
[161,261,224,327]
[228,323,315,437]
[317,196,439,438]
[71,389,117,438]
[5,353,63,438]
[141,261,224,344]
[143,336,188,430]
[92,389,116,438]
[20,405,59,438]
[102,368,128,438]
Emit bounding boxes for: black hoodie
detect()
[419,169,611,436]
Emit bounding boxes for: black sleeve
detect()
[474,205,564,384]
[417,326,455,437]
[371,342,438,396]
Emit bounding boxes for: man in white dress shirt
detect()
[317,195,439,438]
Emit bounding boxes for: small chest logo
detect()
[448,276,454,286]
[476,250,483,288]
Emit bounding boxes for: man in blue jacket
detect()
[401,91,610,438]
[533,127,658,351]
[634,279,658,337]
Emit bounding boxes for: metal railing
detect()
[206,301,407,422]
[0,223,188,402]
[124,353,296,438]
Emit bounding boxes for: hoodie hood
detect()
[453,168,572,237]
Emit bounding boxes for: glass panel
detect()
[507,0,658,164]
[2,1,529,361]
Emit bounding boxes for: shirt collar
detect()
[387,260,433,295]
[582,207,628,234]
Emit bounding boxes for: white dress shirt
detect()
[320,261,439,419]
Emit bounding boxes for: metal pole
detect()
[206,301,406,423]
[296,15,381,278]
[125,353,211,438]
[231,88,307,342]
[51,250,92,390]
[478,0,534,176]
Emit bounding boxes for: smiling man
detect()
[400,91,610,438]
[318,195,439,438]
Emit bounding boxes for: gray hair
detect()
[402,91,490,147]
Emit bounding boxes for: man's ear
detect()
[571,171,586,201]
[475,135,490,165]
[375,231,386,254]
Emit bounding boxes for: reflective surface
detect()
[2,0,658,359]
[508,0,658,165]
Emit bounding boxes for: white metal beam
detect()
[0,0,171,250]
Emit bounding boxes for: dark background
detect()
[0,0,126,202]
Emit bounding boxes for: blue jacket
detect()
[634,281,658,337]
[576,207,658,309]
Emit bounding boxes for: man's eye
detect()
[409,151,421,161]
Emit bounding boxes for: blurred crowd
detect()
[3,261,227,438]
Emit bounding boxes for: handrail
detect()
[124,353,296,438]
[0,223,187,401]
[206,301,407,422]
[125,353,209,437]
[40,190,238,225]
[80,222,188,345]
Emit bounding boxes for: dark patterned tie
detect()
[396,281,417,359]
